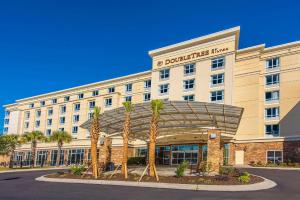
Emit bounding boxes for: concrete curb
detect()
[0,167,69,174]
[35,175,277,192]
[239,166,300,171]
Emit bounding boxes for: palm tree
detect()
[0,134,20,168]
[21,131,46,168]
[49,131,72,167]
[121,101,133,179]
[149,100,164,177]
[90,106,101,179]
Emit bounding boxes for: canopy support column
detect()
[207,129,221,174]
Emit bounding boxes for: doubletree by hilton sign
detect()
[156,46,230,67]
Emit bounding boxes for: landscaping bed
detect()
[45,172,263,185]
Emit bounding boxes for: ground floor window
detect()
[135,147,147,157]
[223,144,230,165]
[50,150,65,166]
[267,150,283,164]
[156,146,170,165]
[36,150,48,166]
[87,149,100,162]
[68,149,84,165]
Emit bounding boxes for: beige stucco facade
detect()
[2,26,300,166]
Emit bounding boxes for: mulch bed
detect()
[46,172,263,185]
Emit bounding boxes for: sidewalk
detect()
[0,167,69,173]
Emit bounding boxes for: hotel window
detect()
[92,90,99,97]
[29,103,34,108]
[159,68,170,80]
[159,84,169,95]
[265,107,279,119]
[47,119,53,126]
[211,73,224,86]
[265,124,280,137]
[40,101,45,107]
[5,111,10,117]
[125,84,133,93]
[124,96,132,102]
[144,80,151,89]
[88,112,94,120]
[266,74,279,86]
[64,96,70,102]
[25,112,30,120]
[267,150,283,164]
[60,105,66,114]
[143,93,151,102]
[46,129,52,136]
[24,122,29,129]
[35,120,40,128]
[78,93,84,99]
[266,57,279,69]
[4,119,9,125]
[74,103,80,112]
[89,101,95,109]
[105,98,112,107]
[48,108,53,116]
[184,63,195,75]
[60,116,65,125]
[211,57,225,70]
[183,95,195,102]
[183,79,195,90]
[3,127,8,134]
[36,110,41,118]
[73,115,80,123]
[108,87,115,93]
[210,90,224,102]
[72,126,78,134]
[52,98,57,104]
[265,91,279,102]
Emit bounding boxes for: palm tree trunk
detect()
[56,142,62,167]
[149,115,158,177]
[31,141,37,168]
[91,136,98,179]
[121,113,130,177]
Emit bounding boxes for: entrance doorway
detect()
[235,150,244,165]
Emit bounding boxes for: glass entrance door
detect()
[171,144,198,165]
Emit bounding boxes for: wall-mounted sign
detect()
[210,133,217,139]
[154,45,231,68]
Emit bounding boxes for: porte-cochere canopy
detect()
[80,101,244,141]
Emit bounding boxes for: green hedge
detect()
[127,157,146,165]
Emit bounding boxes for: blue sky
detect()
[0,0,299,132]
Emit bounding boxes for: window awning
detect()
[80,101,244,141]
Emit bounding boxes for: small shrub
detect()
[249,161,255,166]
[175,161,189,177]
[238,172,250,183]
[127,157,146,165]
[199,161,212,175]
[70,165,85,176]
[256,161,263,166]
[219,166,235,175]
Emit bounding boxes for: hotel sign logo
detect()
[156,47,230,67]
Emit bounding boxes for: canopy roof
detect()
[80,101,243,141]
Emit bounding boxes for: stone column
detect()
[207,129,221,174]
[64,149,69,166]
[99,137,112,168]
[46,150,52,166]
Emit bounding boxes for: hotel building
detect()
[2,27,300,167]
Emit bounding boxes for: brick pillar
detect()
[228,143,235,166]
[197,144,203,171]
[207,130,221,174]
[220,142,224,166]
[99,137,112,167]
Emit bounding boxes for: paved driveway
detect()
[0,168,299,200]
